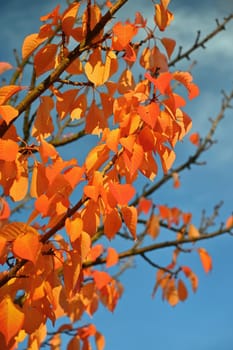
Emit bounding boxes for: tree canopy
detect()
[0,0,232,349]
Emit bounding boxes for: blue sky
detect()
[1,1,233,349]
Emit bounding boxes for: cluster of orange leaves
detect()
[0,0,224,349]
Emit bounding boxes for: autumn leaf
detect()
[198,248,212,273]
[0,105,18,125]
[121,206,137,239]
[0,85,24,105]
[93,270,112,290]
[62,2,80,35]
[161,37,176,59]
[0,62,13,75]
[95,332,105,350]
[22,33,46,60]
[188,224,200,239]
[177,279,188,302]
[104,209,122,239]
[225,215,233,229]
[0,295,25,345]
[12,226,42,264]
[189,132,200,146]
[112,22,138,50]
[154,2,174,31]
[109,183,135,206]
[106,247,119,268]
[181,266,198,292]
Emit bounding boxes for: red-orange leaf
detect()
[62,2,80,35]
[189,132,200,146]
[121,206,137,239]
[112,22,138,50]
[104,209,122,239]
[198,248,212,273]
[34,43,58,76]
[161,37,176,59]
[177,279,188,301]
[13,227,42,264]
[181,266,198,292]
[0,295,24,345]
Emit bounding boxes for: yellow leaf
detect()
[0,295,24,345]
[188,224,200,239]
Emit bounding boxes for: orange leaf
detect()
[137,198,152,215]
[34,43,58,76]
[121,206,137,239]
[154,3,174,31]
[32,96,54,138]
[0,139,18,162]
[12,226,42,264]
[109,183,135,206]
[198,248,212,273]
[0,295,24,345]
[0,198,10,220]
[22,33,46,60]
[0,85,24,105]
[106,247,119,268]
[177,279,188,301]
[0,62,13,75]
[65,217,83,242]
[104,209,122,239]
[181,266,198,292]
[39,136,58,163]
[225,215,233,229]
[0,105,18,124]
[112,22,138,50]
[161,37,176,58]
[147,214,160,239]
[138,102,159,128]
[173,71,199,99]
[95,332,105,350]
[189,132,200,146]
[93,270,112,290]
[62,2,80,35]
[188,224,200,239]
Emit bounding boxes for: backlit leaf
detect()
[109,183,135,206]
[95,332,105,350]
[188,224,200,239]
[225,215,233,229]
[0,85,24,105]
[121,206,137,239]
[0,295,24,345]
[22,33,46,60]
[106,247,119,268]
[198,248,212,273]
[34,43,58,76]
[104,209,122,239]
[62,2,80,35]
[13,228,42,264]
[0,105,18,124]
[93,270,112,290]
[0,139,18,161]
